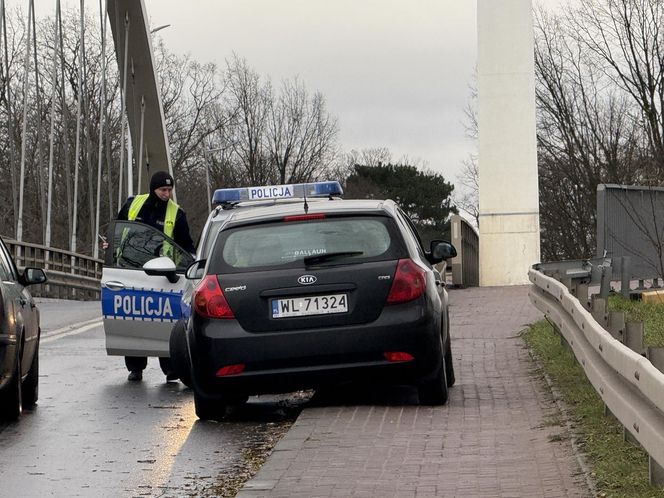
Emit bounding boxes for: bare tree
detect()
[266,77,338,184]
[0,10,340,252]
[534,4,649,261]
[453,74,479,227]
[224,54,271,185]
[565,0,664,179]
[454,155,479,227]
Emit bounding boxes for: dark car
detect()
[0,237,47,421]
[171,183,457,420]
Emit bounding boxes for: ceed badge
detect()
[298,275,317,285]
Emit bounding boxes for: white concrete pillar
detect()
[477,0,540,286]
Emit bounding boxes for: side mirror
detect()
[20,267,47,286]
[143,256,179,284]
[429,241,457,264]
[185,260,207,280]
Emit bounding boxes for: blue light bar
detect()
[212,181,343,205]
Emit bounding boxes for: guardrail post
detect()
[620,256,631,299]
[591,296,608,328]
[624,426,640,446]
[645,346,664,486]
[567,278,589,309]
[624,322,645,355]
[576,282,590,310]
[607,311,625,342]
[650,458,664,487]
[647,347,664,373]
[600,265,612,299]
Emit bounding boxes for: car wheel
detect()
[22,337,39,408]
[169,321,192,388]
[193,391,226,421]
[418,353,449,406]
[0,349,22,421]
[444,341,455,387]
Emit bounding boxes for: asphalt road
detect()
[0,299,306,497]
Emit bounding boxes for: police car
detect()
[100,182,340,374]
[167,181,457,421]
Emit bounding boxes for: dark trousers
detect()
[125,356,172,374]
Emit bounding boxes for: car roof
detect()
[217,198,398,225]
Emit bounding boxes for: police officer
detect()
[117,170,196,382]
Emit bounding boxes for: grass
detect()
[607,294,664,348]
[523,320,664,498]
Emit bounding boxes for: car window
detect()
[0,240,17,282]
[396,209,427,260]
[108,221,194,272]
[198,219,224,259]
[211,216,404,271]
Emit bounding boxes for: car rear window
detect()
[209,216,405,272]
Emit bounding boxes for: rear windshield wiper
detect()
[304,251,364,266]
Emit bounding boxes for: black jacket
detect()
[117,192,196,254]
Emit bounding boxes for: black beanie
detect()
[150,171,175,191]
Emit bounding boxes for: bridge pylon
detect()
[477,0,540,286]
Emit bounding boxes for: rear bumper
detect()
[188,305,443,398]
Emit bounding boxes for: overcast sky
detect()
[36,0,569,186]
[143,0,477,182]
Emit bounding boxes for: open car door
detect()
[101,221,194,358]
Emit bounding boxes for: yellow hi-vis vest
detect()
[127,194,180,260]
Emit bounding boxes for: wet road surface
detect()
[0,317,308,497]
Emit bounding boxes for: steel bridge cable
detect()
[56,0,73,248]
[17,0,33,256]
[46,0,61,269]
[138,95,145,194]
[117,9,130,207]
[71,0,84,255]
[1,0,18,234]
[94,0,108,260]
[30,0,47,243]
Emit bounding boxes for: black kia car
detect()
[0,236,47,421]
[170,183,456,420]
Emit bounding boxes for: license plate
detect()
[271,293,348,318]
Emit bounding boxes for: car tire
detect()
[22,337,39,408]
[193,391,226,421]
[169,321,192,388]
[418,353,449,406]
[0,348,22,421]
[444,341,455,387]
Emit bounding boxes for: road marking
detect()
[42,318,103,343]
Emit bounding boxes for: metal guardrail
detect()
[529,267,664,485]
[3,238,102,300]
[450,214,479,287]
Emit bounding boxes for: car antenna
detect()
[303,184,309,214]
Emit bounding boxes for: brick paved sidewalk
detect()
[237,286,592,498]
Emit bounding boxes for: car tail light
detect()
[283,213,326,222]
[216,363,245,377]
[193,275,235,319]
[384,352,414,362]
[386,259,427,305]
